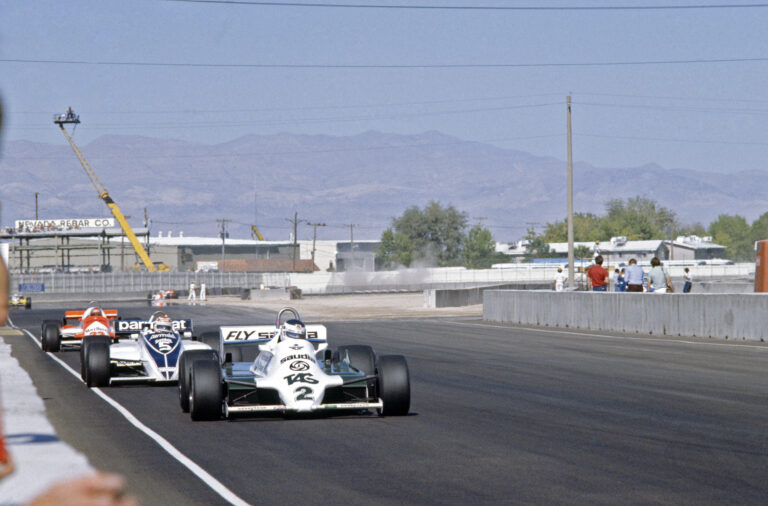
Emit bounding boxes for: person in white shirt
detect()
[188,281,197,302]
[683,268,693,293]
[199,281,207,301]
[553,267,568,292]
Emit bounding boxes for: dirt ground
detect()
[204,292,482,320]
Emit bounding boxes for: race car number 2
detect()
[294,386,313,401]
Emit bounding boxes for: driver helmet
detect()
[155,315,173,332]
[90,308,102,317]
[281,319,306,340]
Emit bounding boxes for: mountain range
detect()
[1,130,766,241]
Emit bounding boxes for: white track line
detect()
[444,320,768,350]
[16,323,249,506]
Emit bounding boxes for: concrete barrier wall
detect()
[483,290,768,341]
[425,283,551,308]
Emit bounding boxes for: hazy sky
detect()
[2,0,768,176]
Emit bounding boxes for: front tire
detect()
[377,355,410,416]
[190,360,223,421]
[42,323,61,352]
[83,336,111,387]
[178,349,219,412]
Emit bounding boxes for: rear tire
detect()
[25,297,31,309]
[336,345,376,376]
[377,355,410,416]
[178,349,218,412]
[190,360,223,421]
[83,336,111,387]
[42,323,61,352]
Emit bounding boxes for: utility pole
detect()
[34,192,39,220]
[526,222,540,236]
[567,95,575,287]
[217,218,230,272]
[143,207,151,257]
[306,222,326,268]
[285,212,304,272]
[348,224,358,272]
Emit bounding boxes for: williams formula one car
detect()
[41,304,120,352]
[180,307,410,420]
[80,311,214,387]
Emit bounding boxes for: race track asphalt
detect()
[7,301,768,505]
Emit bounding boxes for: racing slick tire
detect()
[376,355,410,417]
[25,297,31,309]
[335,345,376,376]
[83,336,111,388]
[190,359,223,421]
[42,322,61,353]
[178,349,219,412]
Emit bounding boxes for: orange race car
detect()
[41,304,120,352]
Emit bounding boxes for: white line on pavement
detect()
[444,320,768,350]
[17,325,250,506]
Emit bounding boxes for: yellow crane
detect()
[54,108,157,272]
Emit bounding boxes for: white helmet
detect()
[155,315,173,333]
[281,319,306,340]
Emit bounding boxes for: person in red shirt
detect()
[587,255,609,291]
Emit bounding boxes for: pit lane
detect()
[7,300,768,504]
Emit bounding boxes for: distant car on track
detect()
[180,307,411,420]
[40,303,120,352]
[9,293,31,310]
[80,311,214,387]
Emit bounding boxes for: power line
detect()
[168,1,768,12]
[4,56,768,68]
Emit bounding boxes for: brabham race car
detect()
[80,311,215,387]
[179,307,410,420]
[9,293,31,310]
[40,304,120,352]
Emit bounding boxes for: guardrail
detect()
[9,263,756,296]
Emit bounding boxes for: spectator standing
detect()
[586,255,609,292]
[624,258,645,292]
[199,281,207,301]
[188,281,197,302]
[553,267,568,292]
[617,268,627,292]
[683,268,693,293]
[647,257,672,293]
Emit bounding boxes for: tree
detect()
[709,214,752,261]
[392,201,468,266]
[602,197,678,240]
[462,225,506,269]
[524,228,558,261]
[380,201,468,267]
[376,228,415,269]
[542,213,603,242]
[750,211,768,244]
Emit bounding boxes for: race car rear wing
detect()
[115,318,194,339]
[217,324,327,359]
[65,309,119,320]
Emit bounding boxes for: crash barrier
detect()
[9,263,755,296]
[425,283,551,308]
[483,290,768,342]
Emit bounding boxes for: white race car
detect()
[80,311,215,387]
[180,307,410,420]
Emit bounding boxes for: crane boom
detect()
[55,110,157,272]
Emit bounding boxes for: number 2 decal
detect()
[295,386,313,401]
